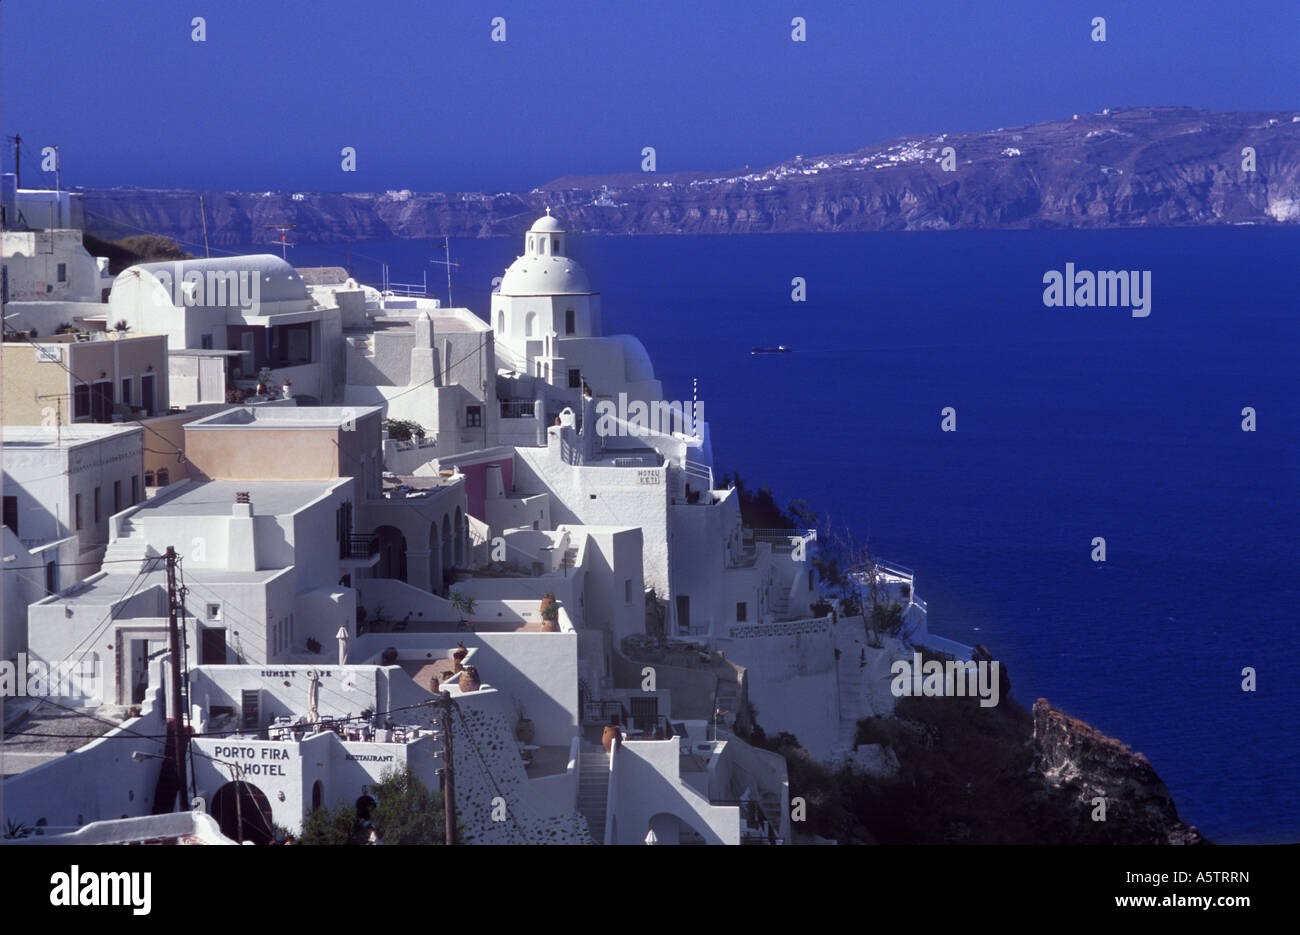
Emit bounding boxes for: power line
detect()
[7,697,443,743]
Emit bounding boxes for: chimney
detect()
[485,463,505,500]
[228,492,258,571]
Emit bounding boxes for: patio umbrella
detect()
[336,626,349,666]
[307,668,320,727]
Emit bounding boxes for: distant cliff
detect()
[81,107,1299,246]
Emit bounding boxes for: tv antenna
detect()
[429,237,460,307]
[264,224,296,259]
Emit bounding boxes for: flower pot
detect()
[452,645,468,673]
[601,724,622,753]
[540,617,560,633]
[458,665,481,692]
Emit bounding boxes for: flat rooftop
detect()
[143,480,344,518]
[185,404,382,430]
[2,424,142,448]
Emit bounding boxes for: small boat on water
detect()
[751,345,792,355]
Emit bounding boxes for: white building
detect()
[343,305,498,467]
[107,255,345,403]
[491,212,669,449]
[1,423,145,573]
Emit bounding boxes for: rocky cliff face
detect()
[81,107,1299,246]
[1032,698,1208,845]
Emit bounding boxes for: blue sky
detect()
[2,0,1296,191]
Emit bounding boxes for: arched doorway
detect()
[427,521,442,594]
[311,780,323,812]
[646,812,710,845]
[454,507,465,566]
[211,780,275,845]
[374,525,407,582]
[441,513,453,574]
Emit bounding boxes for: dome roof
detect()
[500,253,593,296]
[125,254,311,308]
[529,213,564,233]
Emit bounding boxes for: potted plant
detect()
[601,720,622,753]
[540,600,560,632]
[458,664,481,693]
[452,641,468,673]
[450,590,475,629]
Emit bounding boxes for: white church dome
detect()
[499,254,593,295]
[530,214,565,233]
[500,210,594,296]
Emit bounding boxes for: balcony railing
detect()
[340,532,379,560]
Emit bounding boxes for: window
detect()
[465,405,482,428]
[45,561,57,595]
[565,309,575,334]
[568,368,582,389]
[336,501,353,559]
[139,373,156,416]
[93,487,101,523]
[675,596,690,633]
[156,468,169,486]
[240,690,260,730]
[131,475,139,505]
[74,494,82,530]
[736,602,748,622]
[113,480,121,515]
[91,381,112,423]
[2,496,17,535]
[73,383,90,420]
[120,377,132,407]
[144,471,155,488]
[200,333,213,350]
[56,263,67,283]
[207,603,222,621]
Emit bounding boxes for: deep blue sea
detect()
[265,228,1299,844]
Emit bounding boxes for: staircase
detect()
[349,335,374,358]
[832,656,865,761]
[102,517,151,572]
[715,677,743,729]
[576,744,610,844]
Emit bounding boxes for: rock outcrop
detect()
[1031,699,1208,845]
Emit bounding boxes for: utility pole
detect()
[199,195,210,258]
[440,690,456,845]
[9,133,21,188]
[51,145,60,228]
[164,546,188,811]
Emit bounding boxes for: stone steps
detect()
[576,745,610,844]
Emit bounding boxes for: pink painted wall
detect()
[460,457,513,521]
